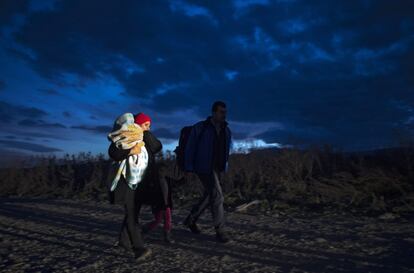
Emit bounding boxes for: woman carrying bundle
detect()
[108,112,175,260]
[107,112,153,261]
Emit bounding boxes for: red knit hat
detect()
[134,112,151,125]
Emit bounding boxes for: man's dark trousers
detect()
[188,167,225,229]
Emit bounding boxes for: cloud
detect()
[0,0,28,28]
[21,131,68,140]
[233,0,270,9]
[169,0,217,24]
[0,80,6,90]
[0,100,47,123]
[37,88,60,95]
[0,139,61,152]
[62,111,71,118]
[151,127,179,139]
[18,118,66,128]
[0,0,413,151]
[71,125,112,134]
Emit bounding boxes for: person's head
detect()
[134,112,151,131]
[211,101,227,123]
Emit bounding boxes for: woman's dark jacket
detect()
[108,130,172,210]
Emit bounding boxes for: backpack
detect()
[173,121,208,172]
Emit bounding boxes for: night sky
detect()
[0,0,413,163]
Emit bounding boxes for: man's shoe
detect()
[134,247,152,262]
[163,230,175,244]
[183,215,201,234]
[215,228,230,243]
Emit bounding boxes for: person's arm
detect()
[108,142,131,161]
[143,130,163,154]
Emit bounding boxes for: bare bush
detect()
[0,146,412,214]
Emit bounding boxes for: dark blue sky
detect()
[0,0,413,162]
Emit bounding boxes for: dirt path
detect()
[0,197,413,272]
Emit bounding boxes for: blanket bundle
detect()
[107,113,149,191]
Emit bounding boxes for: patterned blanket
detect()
[107,113,148,191]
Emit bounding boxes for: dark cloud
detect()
[0,139,61,152]
[18,118,66,128]
[62,111,71,118]
[0,0,28,28]
[231,130,251,140]
[1,0,413,150]
[71,125,112,134]
[0,100,47,123]
[38,88,60,95]
[0,80,6,91]
[151,128,179,139]
[23,131,68,140]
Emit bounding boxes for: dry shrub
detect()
[0,146,413,214]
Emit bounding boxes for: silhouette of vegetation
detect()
[0,146,413,215]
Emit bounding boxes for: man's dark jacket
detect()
[184,116,232,174]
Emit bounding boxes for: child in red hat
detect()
[134,112,175,243]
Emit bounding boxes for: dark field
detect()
[0,147,413,272]
[0,197,413,272]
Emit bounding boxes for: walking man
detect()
[183,101,232,243]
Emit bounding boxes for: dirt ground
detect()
[0,197,413,272]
